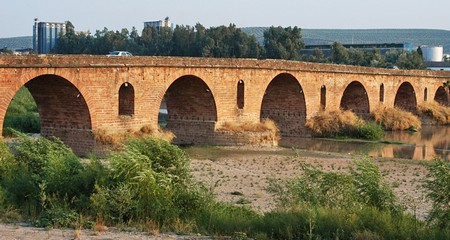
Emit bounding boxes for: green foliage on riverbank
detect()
[0,135,448,239]
[2,87,40,136]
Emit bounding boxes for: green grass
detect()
[0,135,448,239]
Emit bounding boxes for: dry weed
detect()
[73,228,82,239]
[216,119,279,133]
[146,220,160,236]
[417,101,450,125]
[372,106,421,131]
[93,125,175,148]
[217,119,280,146]
[93,218,108,232]
[305,109,360,135]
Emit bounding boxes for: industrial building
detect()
[144,17,173,32]
[421,46,450,71]
[33,18,66,54]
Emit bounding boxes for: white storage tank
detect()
[421,46,444,62]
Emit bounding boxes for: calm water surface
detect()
[280,125,450,161]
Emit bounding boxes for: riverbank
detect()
[0,145,435,239]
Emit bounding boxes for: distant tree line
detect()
[306,42,425,69]
[53,21,424,69]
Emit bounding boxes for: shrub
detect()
[1,134,97,220]
[350,156,402,214]
[372,106,422,131]
[423,158,450,229]
[91,137,208,226]
[418,101,450,125]
[269,156,402,214]
[305,110,384,140]
[305,109,359,136]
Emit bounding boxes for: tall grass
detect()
[372,106,422,131]
[0,135,448,239]
[418,101,450,125]
[305,110,384,140]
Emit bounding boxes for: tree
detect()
[396,51,425,69]
[331,42,349,64]
[263,26,304,60]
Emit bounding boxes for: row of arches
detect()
[4,73,450,153]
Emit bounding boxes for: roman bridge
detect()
[1,55,449,155]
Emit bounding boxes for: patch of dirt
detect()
[190,146,431,218]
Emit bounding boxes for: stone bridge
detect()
[1,55,449,155]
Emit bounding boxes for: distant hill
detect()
[0,36,32,50]
[2,28,450,53]
[242,28,450,53]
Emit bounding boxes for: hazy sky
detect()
[2,0,450,38]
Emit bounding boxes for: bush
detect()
[372,106,422,131]
[305,110,384,140]
[91,137,208,226]
[0,134,97,220]
[418,101,450,125]
[423,158,450,229]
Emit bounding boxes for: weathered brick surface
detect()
[1,55,450,155]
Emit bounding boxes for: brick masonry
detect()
[0,55,449,155]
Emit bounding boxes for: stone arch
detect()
[434,86,449,106]
[5,74,94,155]
[237,80,244,109]
[394,82,417,112]
[118,82,135,116]
[163,75,218,144]
[260,73,307,136]
[340,81,370,117]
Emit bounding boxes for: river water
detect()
[280,125,450,161]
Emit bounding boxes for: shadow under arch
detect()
[394,82,417,112]
[6,74,94,155]
[340,81,370,118]
[434,86,449,106]
[260,73,307,136]
[162,75,218,144]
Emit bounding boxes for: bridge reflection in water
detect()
[280,125,450,161]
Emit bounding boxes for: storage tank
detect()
[421,46,444,62]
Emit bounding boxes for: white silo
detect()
[421,46,444,62]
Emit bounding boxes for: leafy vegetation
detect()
[2,87,40,136]
[423,158,450,229]
[242,28,450,53]
[0,135,448,238]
